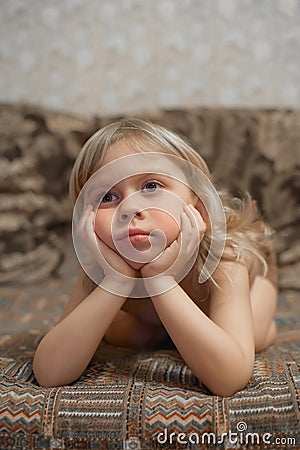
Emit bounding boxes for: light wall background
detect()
[0,0,299,117]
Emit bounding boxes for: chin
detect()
[126,260,145,270]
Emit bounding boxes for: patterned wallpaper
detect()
[0,0,299,117]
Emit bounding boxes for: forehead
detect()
[101,140,142,165]
[101,140,174,169]
[110,171,182,191]
[85,148,192,202]
[100,141,186,176]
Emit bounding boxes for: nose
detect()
[120,211,142,221]
[118,200,146,223]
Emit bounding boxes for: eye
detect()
[98,192,118,205]
[142,181,162,193]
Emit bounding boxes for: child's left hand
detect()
[140,204,206,279]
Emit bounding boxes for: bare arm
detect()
[34,202,144,387]
[33,276,134,387]
[145,261,255,397]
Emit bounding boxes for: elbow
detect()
[33,339,82,387]
[33,369,54,388]
[33,349,57,387]
[33,360,63,388]
[195,359,254,397]
[208,380,249,397]
[33,366,75,388]
[35,376,60,388]
[33,354,76,388]
[34,372,59,388]
[203,373,252,397]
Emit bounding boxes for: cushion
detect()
[0,104,299,449]
[1,105,299,290]
[0,280,299,449]
[0,104,88,283]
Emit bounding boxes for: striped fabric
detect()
[1,105,299,449]
[0,291,299,449]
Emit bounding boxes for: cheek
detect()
[152,211,180,245]
[94,210,113,246]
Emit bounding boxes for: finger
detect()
[90,231,109,267]
[85,211,102,255]
[188,204,206,234]
[96,240,123,276]
[77,204,94,234]
[183,205,204,250]
[184,204,201,229]
[180,209,191,238]
[179,210,192,249]
[82,209,94,233]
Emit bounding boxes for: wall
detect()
[0,0,299,117]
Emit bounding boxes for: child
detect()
[33,118,278,396]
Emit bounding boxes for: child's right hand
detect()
[77,204,139,282]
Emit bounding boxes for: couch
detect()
[0,104,299,449]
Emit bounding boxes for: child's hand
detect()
[140,204,206,279]
[77,205,139,281]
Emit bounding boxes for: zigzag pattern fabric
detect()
[0,317,299,449]
[0,105,299,448]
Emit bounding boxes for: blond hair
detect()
[69,118,274,290]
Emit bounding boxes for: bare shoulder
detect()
[207,260,255,357]
[207,259,252,316]
[210,258,250,293]
[59,274,91,322]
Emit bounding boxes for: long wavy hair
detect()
[69,118,274,291]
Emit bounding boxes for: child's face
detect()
[94,141,198,269]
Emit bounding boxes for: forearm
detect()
[33,279,132,387]
[145,278,254,396]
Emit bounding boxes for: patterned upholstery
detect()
[1,105,299,289]
[0,104,299,449]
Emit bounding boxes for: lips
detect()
[117,228,149,240]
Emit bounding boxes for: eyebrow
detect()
[138,171,182,180]
[114,171,180,183]
[86,170,185,199]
